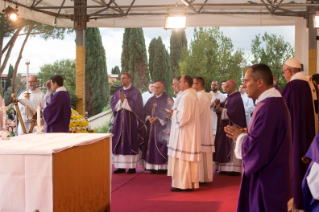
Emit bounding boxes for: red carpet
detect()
[111,167,241,212]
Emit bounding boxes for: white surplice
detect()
[197,90,214,183]
[210,91,226,135]
[18,88,46,135]
[168,88,201,189]
[241,92,255,127]
[173,91,182,109]
[142,91,153,106]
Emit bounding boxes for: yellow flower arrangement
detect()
[69,109,95,133]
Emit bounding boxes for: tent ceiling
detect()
[0,0,315,27]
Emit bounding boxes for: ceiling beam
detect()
[126,0,136,16]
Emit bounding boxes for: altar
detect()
[0,133,112,212]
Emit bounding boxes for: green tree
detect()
[170,29,187,76]
[121,28,131,74]
[111,65,121,80]
[85,28,109,116]
[128,28,149,89]
[152,37,173,95]
[36,59,76,108]
[121,28,149,89]
[4,74,26,103]
[148,38,157,80]
[1,16,73,104]
[5,64,13,91]
[251,32,294,83]
[178,27,245,91]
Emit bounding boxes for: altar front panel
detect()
[0,133,112,212]
[53,137,111,212]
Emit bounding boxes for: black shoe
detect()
[199,182,207,185]
[150,170,157,174]
[219,171,228,175]
[127,168,136,174]
[156,170,167,174]
[170,188,192,192]
[227,172,241,176]
[113,168,126,174]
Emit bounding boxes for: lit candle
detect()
[37,106,41,128]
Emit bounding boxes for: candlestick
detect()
[36,106,44,134]
[37,106,41,127]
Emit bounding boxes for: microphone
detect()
[30,84,42,89]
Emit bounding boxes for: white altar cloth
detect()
[0,133,112,212]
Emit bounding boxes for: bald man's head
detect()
[28,76,38,90]
[225,81,236,94]
[154,81,165,95]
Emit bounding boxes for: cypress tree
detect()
[170,29,187,76]
[152,37,166,82]
[5,64,13,91]
[85,28,110,116]
[127,28,149,89]
[112,66,121,80]
[148,38,157,81]
[164,49,173,96]
[121,28,131,74]
[179,29,187,48]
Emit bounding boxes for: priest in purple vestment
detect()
[142,81,173,174]
[225,64,292,212]
[43,75,71,133]
[110,73,144,174]
[281,58,318,211]
[302,133,319,212]
[213,80,246,175]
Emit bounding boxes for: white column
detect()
[295,17,309,74]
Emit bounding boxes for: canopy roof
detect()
[0,0,314,28]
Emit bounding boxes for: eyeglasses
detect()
[282,68,290,75]
[28,81,37,83]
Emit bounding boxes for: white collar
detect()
[123,84,132,90]
[197,90,205,93]
[241,92,247,97]
[156,93,163,98]
[29,88,41,93]
[56,86,67,92]
[257,87,281,103]
[291,71,307,81]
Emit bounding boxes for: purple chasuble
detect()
[43,91,71,133]
[302,133,319,212]
[237,97,292,212]
[281,80,318,209]
[142,92,173,165]
[214,92,246,163]
[110,84,144,155]
[274,84,281,92]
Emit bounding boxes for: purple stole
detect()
[214,92,246,163]
[110,85,144,155]
[142,92,173,165]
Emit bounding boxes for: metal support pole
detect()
[74,0,87,115]
[308,6,317,76]
[76,29,85,115]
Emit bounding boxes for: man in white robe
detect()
[239,84,255,127]
[210,80,226,135]
[193,77,214,184]
[18,76,46,135]
[142,81,155,106]
[168,75,202,191]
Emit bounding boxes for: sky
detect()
[2,26,295,76]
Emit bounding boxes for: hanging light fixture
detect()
[164,15,187,29]
[2,6,19,22]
